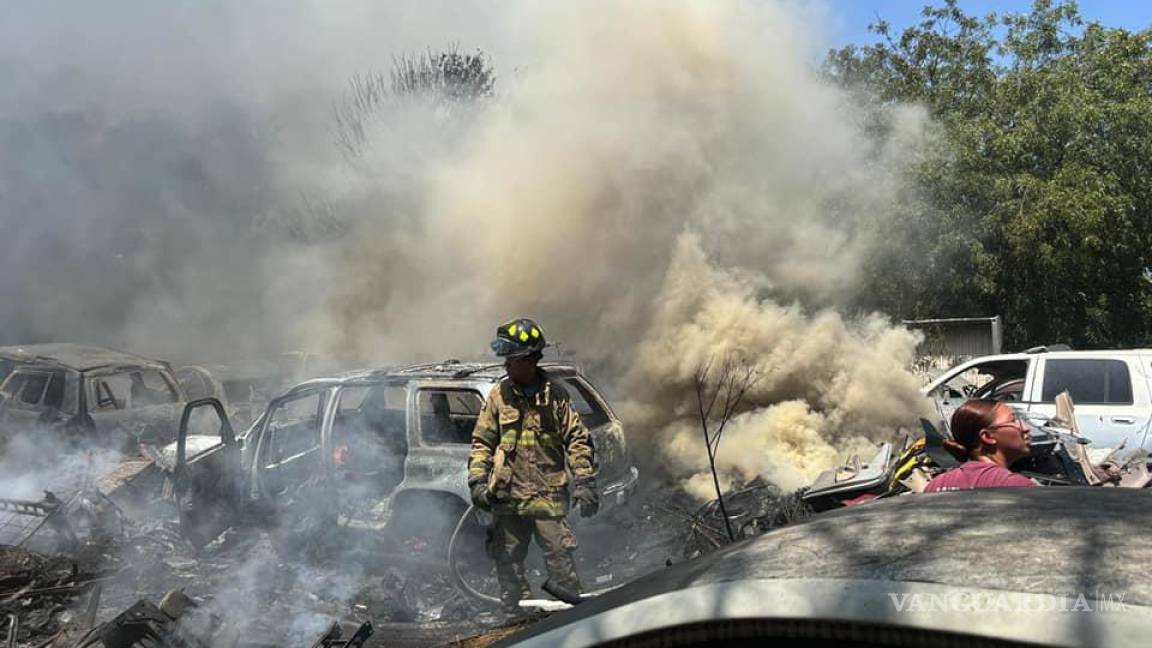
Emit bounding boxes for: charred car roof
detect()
[284,360,581,394]
[0,343,168,372]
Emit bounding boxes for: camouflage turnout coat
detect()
[468,370,596,517]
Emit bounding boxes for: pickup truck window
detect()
[418,389,482,444]
[1041,359,1133,405]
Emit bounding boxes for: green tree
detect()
[828,0,1152,349]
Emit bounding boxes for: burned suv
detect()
[0,343,189,447]
[175,360,639,545]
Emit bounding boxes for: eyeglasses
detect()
[984,417,1025,433]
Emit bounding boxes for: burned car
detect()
[173,360,640,548]
[174,351,339,432]
[0,343,190,448]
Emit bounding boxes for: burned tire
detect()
[387,490,471,560]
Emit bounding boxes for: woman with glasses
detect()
[925,399,1036,492]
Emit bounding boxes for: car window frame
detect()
[936,359,1030,400]
[260,388,328,468]
[0,358,15,386]
[86,366,180,412]
[330,381,408,451]
[8,369,52,408]
[560,375,614,429]
[1039,357,1135,405]
[415,386,484,446]
[90,377,124,411]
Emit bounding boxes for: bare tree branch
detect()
[692,352,765,543]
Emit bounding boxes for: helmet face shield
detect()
[490,317,546,358]
[491,337,527,358]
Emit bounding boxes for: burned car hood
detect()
[98,407,183,445]
[145,435,223,472]
[501,488,1152,647]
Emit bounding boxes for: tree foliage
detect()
[827,0,1152,349]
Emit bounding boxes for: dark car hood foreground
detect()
[501,488,1152,648]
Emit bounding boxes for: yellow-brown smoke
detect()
[620,234,932,495]
[292,2,935,491]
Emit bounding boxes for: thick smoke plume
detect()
[623,235,930,495]
[2,1,934,492]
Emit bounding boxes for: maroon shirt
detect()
[924,460,1035,492]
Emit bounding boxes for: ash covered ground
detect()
[3,468,755,648]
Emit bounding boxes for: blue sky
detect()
[825,1,1152,49]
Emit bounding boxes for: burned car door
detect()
[330,383,409,507]
[559,375,631,493]
[173,398,241,547]
[86,367,184,444]
[252,388,328,504]
[408,384,481,491]
[927,359,1033,426]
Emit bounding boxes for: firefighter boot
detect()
[495,561,532,613]
[541,551,584,605]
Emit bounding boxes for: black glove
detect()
[573,480,599,518]
[470,481,492,511]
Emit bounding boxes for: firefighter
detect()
[468,318,598,611]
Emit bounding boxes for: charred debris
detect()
[0,440,808,648]
[1,477,802,648]
[0,344,833,647]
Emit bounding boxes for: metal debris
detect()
[308,620,373,648]
[677,478,812,560]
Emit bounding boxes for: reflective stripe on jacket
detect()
[468,370,596,516]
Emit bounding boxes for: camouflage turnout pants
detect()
[486,514,581,606]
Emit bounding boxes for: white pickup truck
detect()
[923,348,1152,451]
